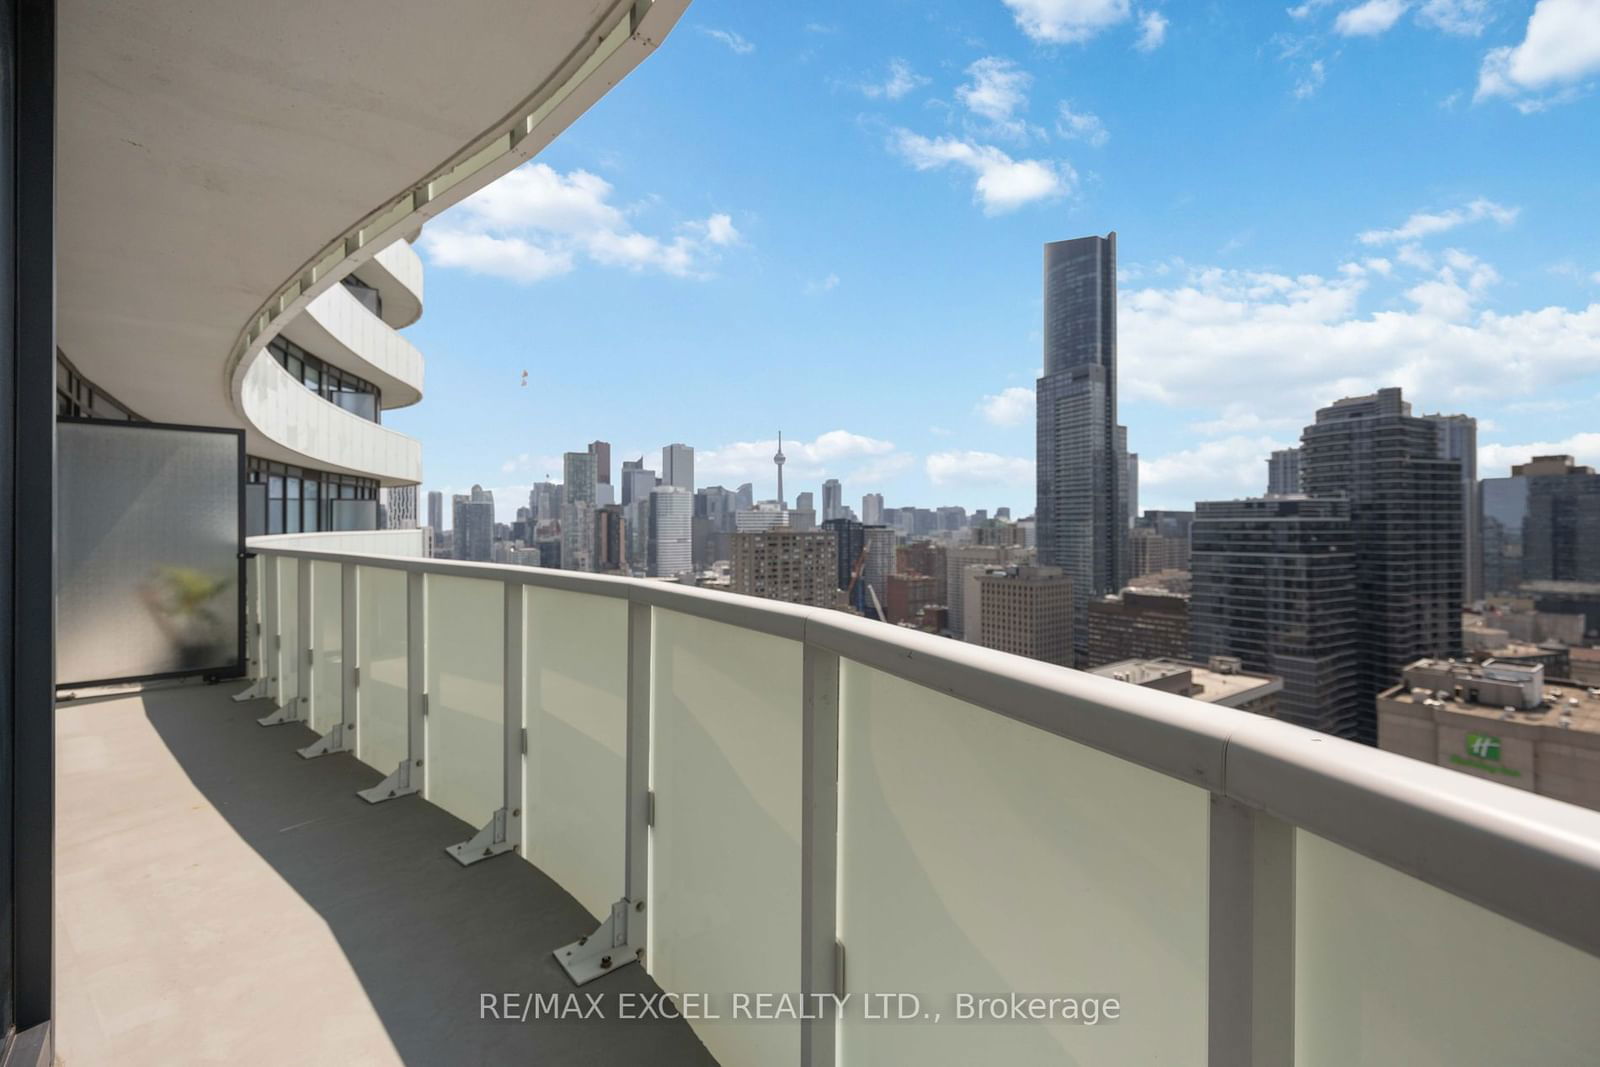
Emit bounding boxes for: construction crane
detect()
[843,541,886,620]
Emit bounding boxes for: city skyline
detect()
[388,0,1600,521]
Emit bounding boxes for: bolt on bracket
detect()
[554,898,643,986]
[445,805,519,866]
[298,721,355,760]
[357,758,422,804]
[256,699,305,727]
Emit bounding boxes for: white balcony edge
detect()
[363,240,424,329]
[247,544,1600,965]
[287,282,424,408]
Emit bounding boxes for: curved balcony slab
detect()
[285,283,424,409]
[240,353,422,485]
[358,239,424,329]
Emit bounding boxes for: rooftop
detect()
[1386,659,1600,736]
[1090,657,1283,708]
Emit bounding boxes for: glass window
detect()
[303,478,320,532]
[303,363,320,393]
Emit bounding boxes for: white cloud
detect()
[1417,0,1491,35]
[1001,0,1133,43]
[1334,0,1409,36]
[1593,270,1600,284]
[1142,436,1292,497]
[861,58,929,100]
[1476,0,1600,110]
[957,57,1035,139]
[1056,102,1109,146]
[1118,256,1600,420]
[1356,197,1518,245]
[978,386,1036,426]
[1135,10,1169,51]
[1294,58,1327,98]
[926,451,1036,487]
[805,273,841,294]
[701,28,755,54]
[421,163,740,283]
[1479,433,1600,477]
[697,431,906,485]
[890,129,1073,214]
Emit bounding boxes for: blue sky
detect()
[389,0,1600,521]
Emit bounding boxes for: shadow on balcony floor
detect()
[55,682,716,1067]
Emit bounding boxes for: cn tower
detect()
[774,431,786,509]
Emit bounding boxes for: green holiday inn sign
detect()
[1449,732,1522,778]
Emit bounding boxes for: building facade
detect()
[1085,588,1190,668]
[729,529,840,608]
[662,443,694,493]
[1425,412,1479,604]
[975,565,1074,667]
[1266,447,1301,496]
[1481,455,1600,597]
[648,485,693,578]
[452,485,494,562]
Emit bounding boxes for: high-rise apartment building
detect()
[561,450,598,573]
[594,504,625,573]
[822,479,843,522]
[730,528,840,608]
[1266,448,1302,496]
[648,485,693,578]
[427,490,444,538]
[381,485,418,529]
[1119,426,1137,530]
[1425,412,1479,604]
[1191,496,1363,739]
[662,443,694,493]
[452,485,494,562]
[529,481,559,523]
[563,450,596,507]
[588,440,611,486]
[1481,455,1600,596]
[1037,232,1128,664]
[975,566,1074,667]
[1301,387,1463,740]
[862,492,884,526]
[1085,588,1190,667]
[946,543,1023,639]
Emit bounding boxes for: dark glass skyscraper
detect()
[1036,232,1128,663]
[1481,454,1600,595]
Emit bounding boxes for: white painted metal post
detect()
[1209,795,1295,1066]
[801,643,841,1067]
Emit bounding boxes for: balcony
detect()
[51,538,1600,1065]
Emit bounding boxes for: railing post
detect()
[555,597,651,984]
[298,561,359,759]
[232,553,276,703]
[257,557,309,726]
[446,581,523,865]
[1208,795,1295,1066]
[801,642,842,1067]
[357,567,426,802]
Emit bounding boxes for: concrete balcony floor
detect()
[55,683,716,1066]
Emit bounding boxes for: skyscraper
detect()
[1037,232,1128,663]
[562,451,598,573]
[382,485,418,529]
[1424,412,1479,604]
[648,485,693,578]
[1266,447,1301,496]
[1191,496,1362,738]
[427,490,444,538]
[588,440,611,486]
[1300,387,1462,740]
[975,566,1075,667]
[822,479,843,522]
[1481,455,1600,595]
[663,443,694,493]
[862,493,884,526]
[452,485,494,562]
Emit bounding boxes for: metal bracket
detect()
[256,700,304,727]
[554,898,645,986]
[298,721,354,760]
[445,806,519,866]
[231,678,270,702]
[357,758,422,804]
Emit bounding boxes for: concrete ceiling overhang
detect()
[58,0,685,448]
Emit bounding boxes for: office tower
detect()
[1482,455,1600,595]
[648,485,693,578]
[796,491,813,513]
[530,481,559,523]
[381,485,418,529]
[594,504,625,573]
[862,493,885,526]
[1301,387,1463,740]
[452,485,494,562]
[1266,448,1302,496]
[1191,496,1362,739]
[736,482,754,512]
[974,509,989,524]
[427,490,444,538]
[663,443,694,493]
[730,528,840,608]
[621,465,655,511]
[825,518,891,617]
[897,541,948,604]
[937,506,967,532]
[588,440,611,486]
[1037,232,1128,663]
[563,450,597,506]
[560,451,599,573]
[1085,588,1190,667]
[946,544,1021,639]
[821,479,842,522]
[1424,413,1479,604]
[862,526,896,621]
[1130,528,1185,578]
[886,573,940,627]
[972,519,1024,548]
[1119,426,1137,530]
[996,507,1011,521]
[774,433,786,508]
[975,566,1074,667]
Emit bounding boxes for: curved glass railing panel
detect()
[649,607,804,1067]
[276,558,300,707]
[523,586,627,921]
[1294,830,1600,1064]
[836,659,1209,1065]
[424,574,504,829]
[356,565,409,775]
[308,561,343,734]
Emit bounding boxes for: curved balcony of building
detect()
[239,355,423,486]
[354,239,426,330]
[283,281,425,410]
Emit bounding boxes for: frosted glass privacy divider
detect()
[649,608,804,1067]
[836,660,1209,1066]
[1295,829,1600,1065]
[308,561,343,734]
[56,419,242,686]
[276,558,301,707]
[424,574,504,828]
[355,565,408,775]
[523,587,626,921]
